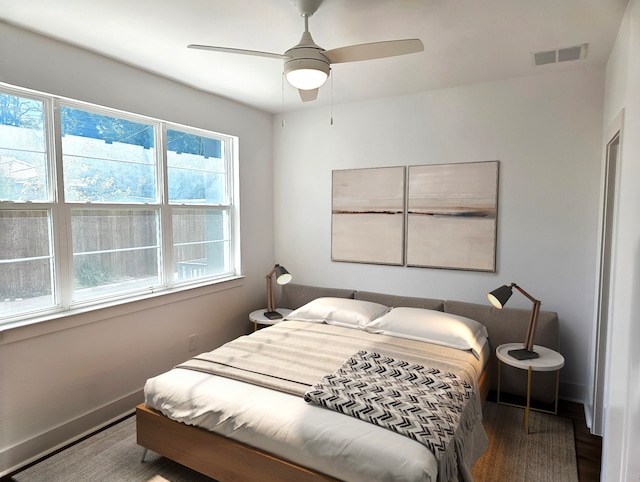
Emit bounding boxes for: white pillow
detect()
[365,307,489,358]
[285,297,390,329]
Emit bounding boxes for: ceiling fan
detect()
[188,0,424,102]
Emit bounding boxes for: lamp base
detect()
[508,348,539,360]
[263,311,283,320]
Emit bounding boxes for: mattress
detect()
[144,321,489,482]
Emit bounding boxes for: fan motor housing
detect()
[284,47,330,78]
[284,52,329,72]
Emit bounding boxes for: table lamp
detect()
[264,264,292,320]
[487,283,541,360]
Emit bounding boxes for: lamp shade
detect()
[487,284,513,309]
[275,265,292,285]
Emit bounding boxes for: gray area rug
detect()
[11,402,577,481]
[472,401,579,482]
[11,416,214,482]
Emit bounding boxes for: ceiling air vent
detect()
[532,43,588,66]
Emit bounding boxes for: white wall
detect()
[600,0,640,479]
[0,22,274,476]
[273,69,604,403]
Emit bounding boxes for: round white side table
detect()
[249,308,293,332]
[495,343,565,433]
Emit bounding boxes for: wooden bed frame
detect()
[135,360,491,482]
[136,403,339,482]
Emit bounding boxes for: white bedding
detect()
[144,324,489,482]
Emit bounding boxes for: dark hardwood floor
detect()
[558,399,603,482]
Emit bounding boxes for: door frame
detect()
[590,109,624,435]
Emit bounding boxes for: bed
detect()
[137,284,560,482]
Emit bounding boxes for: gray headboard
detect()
[280,283,355,310]
[280,283,560,404]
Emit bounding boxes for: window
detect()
[0,85,239,324]
[166,128,233,282]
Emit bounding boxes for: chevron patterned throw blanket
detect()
[304,350,478,482]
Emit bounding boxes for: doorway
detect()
[591,112,622,435]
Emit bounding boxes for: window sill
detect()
[0,276,244,345]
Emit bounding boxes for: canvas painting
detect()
[332,166,405,265]
[406,161,499,271]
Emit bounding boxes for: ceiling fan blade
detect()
[299,88,319,102]
[188,44,285,60]
[323,39,423,64]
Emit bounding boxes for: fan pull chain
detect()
[330,69,334,126]
[281,73,286,127]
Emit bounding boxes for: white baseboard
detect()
[0,389,143,478]
[583,402,594,431]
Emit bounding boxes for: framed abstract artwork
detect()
[406,161,499,271]
[332,166,405,265]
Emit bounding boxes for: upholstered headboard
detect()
[280,283,560,404]
[280,283,355,310]
[355,290,444,312]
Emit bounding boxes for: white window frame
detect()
[0,83,241,327]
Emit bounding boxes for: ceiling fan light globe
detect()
[284,55,330,90]
[286,68,328,90]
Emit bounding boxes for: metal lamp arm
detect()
[513,283,540,305]
[265,265,278,278]
[511,283,542,352]
[265,265,279,313]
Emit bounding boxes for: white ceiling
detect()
[0,0,629,114]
